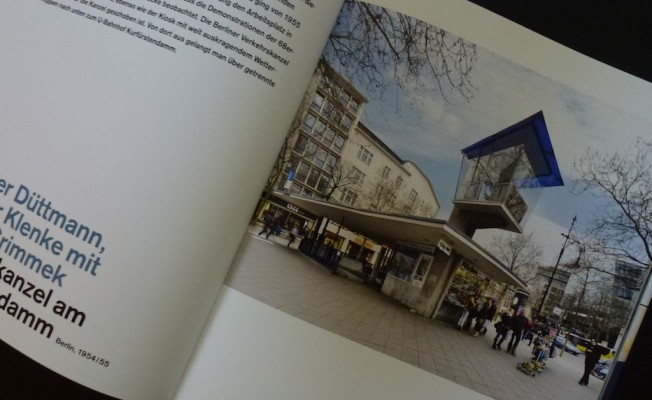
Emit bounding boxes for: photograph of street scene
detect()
[224,2,651,400]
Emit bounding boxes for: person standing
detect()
[493,312,511,350]
[457,293,477,331]
[287,224,299,247]
[473,299,496,336]
[464,298,484,336]
[478,299,497,335]
[506,309,528,355]
[579,340,605,386]
[258,211,274,238]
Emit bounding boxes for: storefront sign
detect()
[268,195,317,219]
[396,240,437,254]
[286,203,300,213]
[438,238,453,255]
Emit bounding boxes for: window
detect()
[317,176,330,193]
[408,189,418,203]
[357,146,374,166]
[301,113,316,133]
[295,162,310,183]
[348,98,360,113]
[351,167,365,185]
[340,115,353,131]
[324,154,337,171]
[294,135,308,154]
[396,176,403,188]
[307,169,320,188]
[322,100,334,118]
[322,127,335,147]
[290,184,302,195]
[313,148,328,168]
[333,135,346,154]
[411,254,433,289]
[311,93,324,111]
[311,120,326,140]
[339,188,358,206]
[331,109,343,125]
[304,140,318,159]
[381,166,391,179]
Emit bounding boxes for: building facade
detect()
[257,60,440,262]
[334,123,439,218]
[612,260,646,303]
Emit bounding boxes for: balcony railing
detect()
[457,181,528,223]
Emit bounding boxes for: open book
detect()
[2,1,650,399]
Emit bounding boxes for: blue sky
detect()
[328,19,650,267]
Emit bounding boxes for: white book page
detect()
[176,286,493,400]
[0,1,342,399]
[177,1,652,399]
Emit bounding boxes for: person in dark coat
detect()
[579,341,607,385]
[474,299,497,336]
[258,211,274,238]
[466,299,484,332]
[506,309,528,355]
[492,312,511,350]
[457,293,478,331]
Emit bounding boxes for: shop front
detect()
[271,192,527,321]
[379,231,526,322]
[258,194,318,235]
[381,241,455,317]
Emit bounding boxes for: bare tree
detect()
[600,295,633,344]
[324,1,478,104]
[364,170,403,212]
[574,138,652,267]
[489,232,542,282]
[321,161,362,201]
[584,279,619,339]
[558,291,581,328]
[415,199,437,218]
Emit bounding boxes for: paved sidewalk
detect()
[225,230,604,400]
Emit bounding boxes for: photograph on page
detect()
[224,1,651,400]
[0,0,343,399]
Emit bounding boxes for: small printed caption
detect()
[41,0,319,87]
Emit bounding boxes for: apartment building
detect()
[334,123,439,218]
[260,60,439,237]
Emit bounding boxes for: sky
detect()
[326,4,651,269]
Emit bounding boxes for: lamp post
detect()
[536,216,577,319]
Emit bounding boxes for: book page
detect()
[0,1,343,399]
[178,1,652,399]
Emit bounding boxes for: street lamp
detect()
[536,216,577,319]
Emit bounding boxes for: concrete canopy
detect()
[275,192,527,291]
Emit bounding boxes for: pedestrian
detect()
[457,293,478,331]
[468,299,483,335]
[492,312,511,350]
[506,309,528,355]
[287,224,299,247]
[478,299,497,335]
[579,340,606,386]
[272,219,282,236]
[466,298,484,331]
[258,211,274,238]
